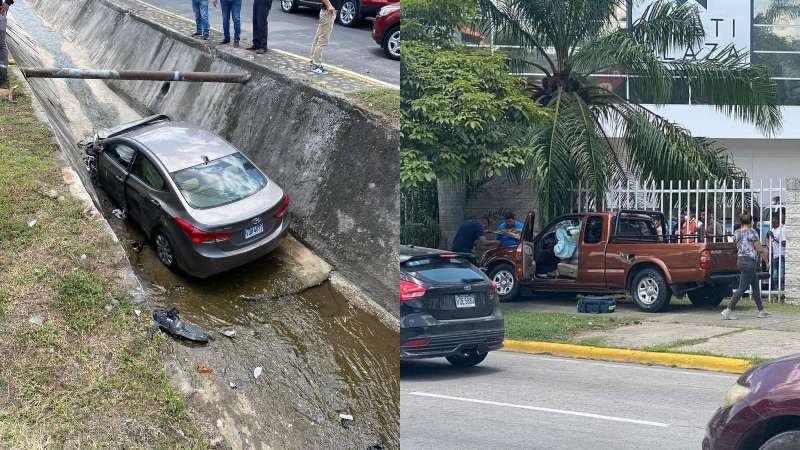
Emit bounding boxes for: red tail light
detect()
[174,217,231,244]
[274,194,289,219]
[402,337,430,348]
[400,280,427,302]
[700,249,712,270]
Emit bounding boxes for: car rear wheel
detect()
[383,25,400,60]
[446,352,488,368]
[154,229,178,270]
[280,0,298,12]
[489,263,519,302]
[687,286,725,308]
[630,268,671,312]
[760,430,800,450]
[338,0,361,27]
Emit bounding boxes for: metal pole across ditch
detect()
[21,67,251,83]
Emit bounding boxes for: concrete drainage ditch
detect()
[6,2,398,449]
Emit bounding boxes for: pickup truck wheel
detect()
[687,287,725,308]
[489,263,519,302]
[631,268,671,312]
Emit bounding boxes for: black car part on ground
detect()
[151,307,210,343]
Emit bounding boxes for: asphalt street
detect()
[401,351,737,450]
[142,0,399,85]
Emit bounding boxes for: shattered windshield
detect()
[171,153,267,209]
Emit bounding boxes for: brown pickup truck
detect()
[480,210,756,312]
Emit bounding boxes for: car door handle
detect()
[149,198,160,206]
[114,175,124,182]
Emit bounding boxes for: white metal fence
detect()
[574,178,788,301]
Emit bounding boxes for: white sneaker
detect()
[721,308,738,320]
[758,310,771,318]
[312,65,328,75]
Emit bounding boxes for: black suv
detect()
[400,245,505,368]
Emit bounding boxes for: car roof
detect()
[399,245,448,262]
[125,122,239,173]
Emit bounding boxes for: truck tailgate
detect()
[705,243,738,272]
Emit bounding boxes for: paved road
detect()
[142,0,399,85]
[401,351,736,449]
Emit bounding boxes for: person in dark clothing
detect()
[249,0,272,54]
[0,0,13,97]
[451,216,500,253]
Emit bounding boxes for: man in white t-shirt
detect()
[768,215,786,289]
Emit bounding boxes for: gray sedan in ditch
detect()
[83,114,290,278]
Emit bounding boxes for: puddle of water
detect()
[11,2,399,447]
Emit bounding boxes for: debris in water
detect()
[112,209,127,220]
[151,307,210,343]
[253,367,263,379]
[220,329,236,338]
[197,366,214,374]
[239,294,259,301]
[151,283,167,293]
[27,219,37,228]
[339,413,354,428]
[229,381,238,389]
[29,315,44,326]
[131,241,144,253]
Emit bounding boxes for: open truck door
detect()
[522,211,536,280]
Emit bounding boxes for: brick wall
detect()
[465,177,540,230]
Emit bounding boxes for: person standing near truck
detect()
[722,212,771,320]
[451,216,500,254]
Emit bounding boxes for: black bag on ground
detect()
[577,296,616,314]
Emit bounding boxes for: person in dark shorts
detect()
[451,216,500,253]
[721,212,771,320]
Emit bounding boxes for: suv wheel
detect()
[383,25,400,60]
[446,352,488,368]
[687,286,725,308]
[489,263,519,302]
[630,268,671,312]
[338,0,361,27]
[280,0,298,12]
[760,430,800,450]
[154,229,178,270]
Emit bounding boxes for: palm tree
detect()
[478,0,782,221]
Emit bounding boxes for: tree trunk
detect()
[437,178,466,250]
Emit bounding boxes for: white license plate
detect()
[454,294,476,308]
[244,223,265,239]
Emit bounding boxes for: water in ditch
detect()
[8,2,399,448]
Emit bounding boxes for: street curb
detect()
[502,340,753,374]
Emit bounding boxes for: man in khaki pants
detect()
[310,0,336,75]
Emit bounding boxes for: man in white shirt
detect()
[768,215,786,289]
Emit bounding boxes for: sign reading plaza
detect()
[631,0,750,62]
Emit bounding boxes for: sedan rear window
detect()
[402,257,485,283]
[171,153,267,209]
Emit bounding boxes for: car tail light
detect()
[700,249,712,270]
[174,217,231,244]
[274,194,289,219]
[400,280,426,302]
[402,337,430,348]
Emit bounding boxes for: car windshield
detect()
[171,153,267,209]
[402,257,484,283]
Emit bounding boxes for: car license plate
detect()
[454,294,476,308]
[244,223,264,239]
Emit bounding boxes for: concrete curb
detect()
[502,339,753,374]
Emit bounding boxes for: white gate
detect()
[575,179,788,301]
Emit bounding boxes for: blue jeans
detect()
[192,0,210,36]
[220,0,242,41]
[772,256,785,289]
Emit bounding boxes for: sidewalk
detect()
[502,295,800,363]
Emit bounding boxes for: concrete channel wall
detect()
[22,0,400,316]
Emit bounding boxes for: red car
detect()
[704,354,800,449]
[280,0,394,28]
[372,3,399,60]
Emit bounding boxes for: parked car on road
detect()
[704,355,800,450]
[372,2,399,60]
[480,210,760,312]
[400,245,504,368]
[83,115,290,278]
[280,0,393,27]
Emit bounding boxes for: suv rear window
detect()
[171,153,267,209]
[402,257,485,283]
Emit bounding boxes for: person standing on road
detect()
[451,216,500,254]
[218,0,241,47]
[0,0,12,98]
[191,0,211,40]
[249,0,272,54]
[309,0,337,75]
[722,212,771,320]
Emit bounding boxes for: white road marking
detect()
[408,392,670,428]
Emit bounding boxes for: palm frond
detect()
[629,0,705,56]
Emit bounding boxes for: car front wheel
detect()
[446,352,488,368]
[630,268,671,312]
[154,229,178,270]
[760,430,800,450]
[383,25,400,60]
[489,263,519,302]
[280,0,298,12]
[338,0,361,27]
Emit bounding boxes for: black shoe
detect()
[202,34,209,40]
[220,39,230,45]
[256,48,268,54]
[234,40,240,48]
[191,32,202,37]
[246,45,259,51]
